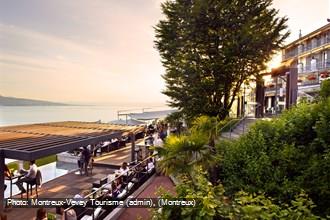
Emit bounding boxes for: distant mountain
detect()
[0,96,69,106]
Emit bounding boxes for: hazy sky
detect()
[0,0,329,104]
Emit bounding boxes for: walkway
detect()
[94,139,145,168]
[221,117,257,139]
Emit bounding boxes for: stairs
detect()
[221,117,257,140]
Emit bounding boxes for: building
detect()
[260,23,330,116]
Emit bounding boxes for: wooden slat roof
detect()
[0,121,145,161]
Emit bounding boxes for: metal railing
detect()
[298,62,330,74]
[219,116,247,139]
[283,37,330,60]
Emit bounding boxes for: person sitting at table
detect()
[4,164,11,191]
[145,158,155,173]
[118,162,130,183]
[16,160,38,194]
[111,175,123,198]
[119,162,129,176]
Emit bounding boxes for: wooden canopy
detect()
[0,121,144,161]
[0,121,144,210]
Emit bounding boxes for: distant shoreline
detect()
[0,95,70,106]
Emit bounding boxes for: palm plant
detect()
[191,116,220,152]
[155,132,215,179]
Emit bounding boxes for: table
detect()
[6,173,24,198]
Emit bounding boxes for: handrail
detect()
[219,116,242,134]
[63,153,157,218]
[219,116,247,139]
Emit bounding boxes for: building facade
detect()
[259,23,330,116]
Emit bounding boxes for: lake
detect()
[0,105,167,126]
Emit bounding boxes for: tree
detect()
[155,0,289,120]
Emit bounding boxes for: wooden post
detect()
[0,152,5,212]
[130,133,136,162]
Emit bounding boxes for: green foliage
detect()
[320,79,330,99]
[153,170,323,219]
[220,99,330,216]
[155,0,289,120]
[23,155,57,169]
[7,162,19,172]
[153,168,229,220]
[231,192,323,220]
[155,133,215,176]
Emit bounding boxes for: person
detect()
[16,160,37,194]
[4,165,11,191]
[137,148,143,162]
[119,162,130,182]
[111,175,124,198]
[73,189,89,200]
[145,158,155,172]
[35,208,47,220]
[154,134,164,148]
[77,150,84,173]
[119,162,129,176]
[81,146,91,176]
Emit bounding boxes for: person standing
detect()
[16,160,37,194]
[82,146,91,176]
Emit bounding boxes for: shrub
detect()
[220,99,330,216]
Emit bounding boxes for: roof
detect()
[0,121,144,161]
[129,109,177,120]
[285,22,330,49]
[109,119,146,126]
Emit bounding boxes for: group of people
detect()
[100,158,155,201]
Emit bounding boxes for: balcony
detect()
[283,37,330,60]
[297,61,330,74]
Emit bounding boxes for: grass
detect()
[7,162,19,173]
[23,155,57,170]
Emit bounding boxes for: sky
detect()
[0,0,329,104]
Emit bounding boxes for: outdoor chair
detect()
[23,170,42,199]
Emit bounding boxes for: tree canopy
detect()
[155,0,289,120]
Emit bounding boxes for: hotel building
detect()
[256,23,330,116]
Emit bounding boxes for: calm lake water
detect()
[0,105,166,126]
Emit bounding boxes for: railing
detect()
[283,37,330,60]
[63,154,157,220]
[219,116,247,139]
[298,62,330,74]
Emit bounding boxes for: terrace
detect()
[0,121,147,219]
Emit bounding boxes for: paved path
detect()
[221,117,257,139]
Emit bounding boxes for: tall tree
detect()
[155,0,289,120]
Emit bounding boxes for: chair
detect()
[25,170,42,199]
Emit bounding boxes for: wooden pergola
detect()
[0,121,145,211]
